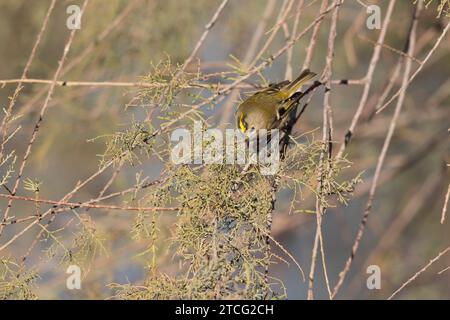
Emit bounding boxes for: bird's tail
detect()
[282,69,316,97]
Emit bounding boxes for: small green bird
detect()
[236,69,316,133]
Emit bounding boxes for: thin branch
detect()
[0,77,360,90]
[0,78,212,89]
[17,0,144,116]
[248,0,295,69]
[146,2,340,142]
[0,0,89,237]
[303,0,329,69]
[1,174,168,226]
[0,0,57,158]
[0,159,112,252]
[180,0,229,73]
[332,0,422,298]
[0,193,178,213]
[388,245,450,300]
[307,0,342,301]
[358,34,423,64]
[336,0,396,159]
[285,0,305,80]
[441,183,450,224]
[345,172,442,295]
[375,21,450,114]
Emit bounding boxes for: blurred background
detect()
[0,0,449,299]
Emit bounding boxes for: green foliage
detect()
[41,212,107,275]
[23,178,42,193]
[424,0,450,17]
[0,152,15,187]
[0,258,38,300]
[1,0,409,300]
[138,58,200,112]
[112,136,361,299]
[63,213,108,272]
[280,138,362,210]
[96,120,155,166]
[114,164,279,299]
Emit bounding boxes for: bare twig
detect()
[345,172,441,295]
[0,0,90,237]
[441,184,450,224]
[219,0,277,126]
[248,0,295,69]
[0,0,57,159]
[17,0,144,116]
[303,0,329,69]
[180,0,229,73]
[0,193,178,212]
[0,159,112,252]
[332,0,422,298]
[307,0,342,301]
[146,2,340,142]
[375,21,450,114]
[388,245,450,300]
[336,0,396,159]
[285,0,305,80]
[0,78,212,89]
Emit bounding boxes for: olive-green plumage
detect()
[236,69,316,133]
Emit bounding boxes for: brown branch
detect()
[20,162,124,263]
[180,0,229,73]
[285,0,305,80]
[17,0,144,116]
[345,172,442,295]
[0,1,91,239]
[331,0,422,298]
[248,0,295,69]
[0,0,57,159]
[0,193,178,213]
[388,245,450,300]
[303,0,329,69]
[0,77,361,93]
[219,0,285,126]
[307,0,341,301]
[358,34,423,64]
[336,0,396,159]
[441,183,450,224]
[375,21,450,114]
[1,174,168,227]
[0,78,213,89]
[147,1,341,143]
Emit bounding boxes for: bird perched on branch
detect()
[235,69,317,134]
